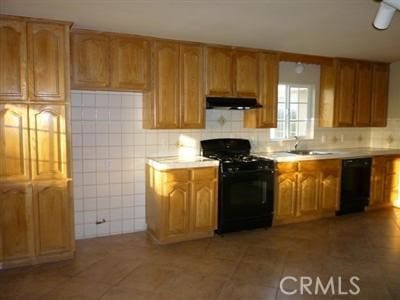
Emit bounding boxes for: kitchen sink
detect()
[287,150,333,155]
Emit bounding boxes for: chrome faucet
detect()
[294,136,300,151]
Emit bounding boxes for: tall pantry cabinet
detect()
[0,15,74,269]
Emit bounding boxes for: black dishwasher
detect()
[337,158,372,215]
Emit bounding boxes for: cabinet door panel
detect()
[297,172,319,215]
[110,36,150,90]
[190,180,217,232]
[370,157,387,206]
[319,161,340,212]
[235,50,258,98]
[371,63,389,127]
[71,32,110,89]
[276,173,297,219]
[0,19,27,101]
[335,60,356,127]
[244,53,278,128]
[206,47,233,96]
[0,104,30,181]
[354,62,372,126]
[163,181,190,238]
[29,105,67,180]
[0,183,34,261]
[27,22,66,101]
[33,181,71,254]
[153,41,180,128]
[180,44,204,128]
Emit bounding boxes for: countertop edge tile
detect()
[147,156,219,170]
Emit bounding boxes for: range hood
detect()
[206,97,262,110]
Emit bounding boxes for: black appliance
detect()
[337,158,372,215]
[200,138,275,234]
[206,97,262,110]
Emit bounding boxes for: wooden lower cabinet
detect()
[369,156,400,209]
[275,160,341,225]
[0,183,34,266]
[33,180,73,255]
[146,165,217,244]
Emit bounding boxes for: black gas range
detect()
[201,139,275,234]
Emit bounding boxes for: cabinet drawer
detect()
[163,169,190,183]
[191,167,217,181]
[277,162,298,174]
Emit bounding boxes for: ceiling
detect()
[1,0,400,62]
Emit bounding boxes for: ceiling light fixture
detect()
[373,0,400,30]
[295,62,304,74]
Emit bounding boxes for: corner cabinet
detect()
[275,160,341,225]
[0,15,73,270]
[319,58,389,127]
[143,41,204,129]
[146,165,217,244]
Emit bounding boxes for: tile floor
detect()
[1,208,400,300]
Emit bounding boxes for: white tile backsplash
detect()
[71,90,384,239]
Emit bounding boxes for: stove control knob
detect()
[227,167,233,172]
[235,167,240,172]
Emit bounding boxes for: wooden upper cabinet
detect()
[354,62,372,127]
[334,59,357,127]
[180,44,204,128]
[71,31,110,89]
[29,105,67,180]
[33,180,72,255]
[234,50,258,97]
[371,63,389,127]
[27,22,66,102]
[244,52,279,128]
[152,41,180,129]
[206,47,233,96]
[110,36,150,91]
[0,183,34,261]
[0,104,30,182]
[0,19,27,101]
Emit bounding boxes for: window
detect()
[270,84,315,140]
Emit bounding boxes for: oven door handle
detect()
[222,169,274,178]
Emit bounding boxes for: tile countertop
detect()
[256,147,400,163]
[147,156,219,170]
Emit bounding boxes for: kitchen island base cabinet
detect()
[146,166,217,244]
[274,160,341,225]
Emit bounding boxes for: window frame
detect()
[271,83,315,141]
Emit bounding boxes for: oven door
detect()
[220,169,273,222]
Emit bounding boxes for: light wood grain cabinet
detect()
[320,59,389,127]
[244,52,279,128]
[0,183,34,263]
[206,47,233,96]
[369,156,388,209]
[0,104,30,182]
[33,181,72,255]
[354,62,372,127]
[146,166,217,244]
[110,36,150,90]
[0,16,73,269]
[0,18,27,101]
[144,41,204,129]
[71,30,151,92]
[275,160,340,225]
[27,22,66,102]
[371,63,389,127]
[0,16,70,103]
[206,47,259,98]
[29,105,67,181]
[71,31,110,89]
